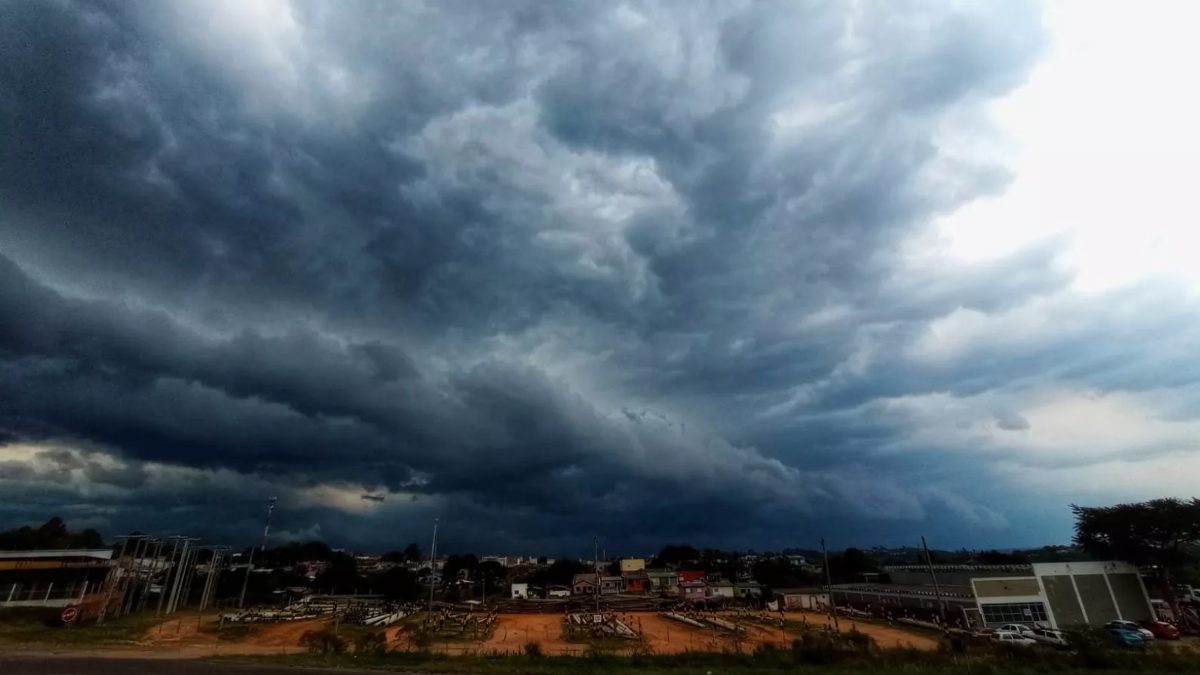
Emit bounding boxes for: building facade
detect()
[971,561,1153,629]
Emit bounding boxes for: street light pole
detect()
[428,518,439,619]
[821,538,840,632]
[238,497,276,610]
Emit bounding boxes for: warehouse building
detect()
[832,561,1152,630]
[970,561,1152,629]
[0,549,115,609]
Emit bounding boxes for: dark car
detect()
[1140,620,1181,640]
[1106,626,1147,648]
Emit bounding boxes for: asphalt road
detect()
[0,656,398,675]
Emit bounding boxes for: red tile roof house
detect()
[677,570,706,583]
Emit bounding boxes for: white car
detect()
[991,631,1037,646]
[997,623,1036,637]
[1105,620,1154,640]
[1028,628,1069,647]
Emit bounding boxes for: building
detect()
[571,574,624,595]
[546,585,570,598]
[709,580,736,599]
[774,587,830,611]
[970,561,1152,629]
[622,571,650,593]
[831,561,1153,630]
[1,549,117,616]
[510,582,529,599]
[679,580,707,603]
[677,570,705,584]
[619,558,646,573]
[645,568,678,594]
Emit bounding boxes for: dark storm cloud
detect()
[9,0,1179,552]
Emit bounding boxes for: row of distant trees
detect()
[5,498,1197,607]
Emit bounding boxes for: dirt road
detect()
[779,611,939,650]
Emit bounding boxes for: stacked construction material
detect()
[565,612,639,639]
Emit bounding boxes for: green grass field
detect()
[232,644,1200,675]
[0,607,162,648]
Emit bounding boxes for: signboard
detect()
[61,606,78,624]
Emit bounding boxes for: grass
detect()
[226,644,1200,675]
[0,607,163,648]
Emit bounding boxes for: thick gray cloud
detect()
[3,0,1192,553]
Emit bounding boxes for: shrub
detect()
[790,633,849,665]
[843,627,876,654]
[299,628,347,655]
[523,641,542,658]
[354,630,387,655]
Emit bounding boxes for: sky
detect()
[1,0,1198,556]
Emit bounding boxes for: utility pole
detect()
[921,536,947,625]
[821,538,840,632]
[157,537,181,615]
[97,536,132,625]
[594,536,600,614]
[238,497,276,609]
[427,519,439,620]
[138,539,163,612]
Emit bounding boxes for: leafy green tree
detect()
[314,553,361,594]
[441,554,479,584]
[534,559,587,586]
[477,560,506,598]
[375,567,420,602]
[650,545,701,568]
[1072,498,1200,619]
[0,517,104,549]
[381,543,421,563]
[752,556,819,589]
[827,548,879,584]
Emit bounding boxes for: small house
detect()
[774,587,830,611]
[622,571,650,594]
[680,580,707,603]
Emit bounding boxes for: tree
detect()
[1072,498,1200,621]
[315,553,361,594]
[650,545,701,568]
[381,543,421,564]
[535,559,587,586]
[0,517,104,549]
[441,554,479,584]
[827,548,879,584]
[752,557,819,589]
[403,542,421,562]
[477,560,506,598]
[376,567,420,602]
[975,549,1029,564]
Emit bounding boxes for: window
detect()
[981,602,1048,624]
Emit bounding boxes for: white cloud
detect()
[934,0,1200,293]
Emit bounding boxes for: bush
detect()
[354,631,387,655]
[299,629,347,655]
[790,633,849,665]
[523,641,542,658]
[843,627,876,653]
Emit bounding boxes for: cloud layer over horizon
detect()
[2,0,1197,554]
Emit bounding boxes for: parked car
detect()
[1104,620,1154,640]
[990,630,1037,646]
[1139,620,1180,640]
[1027,628,1069,647]
[997,623,1035,637]
[1105,626,1147,648]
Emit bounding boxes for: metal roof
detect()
[0,549,114,560]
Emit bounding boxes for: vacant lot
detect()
[0,608,937,658]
